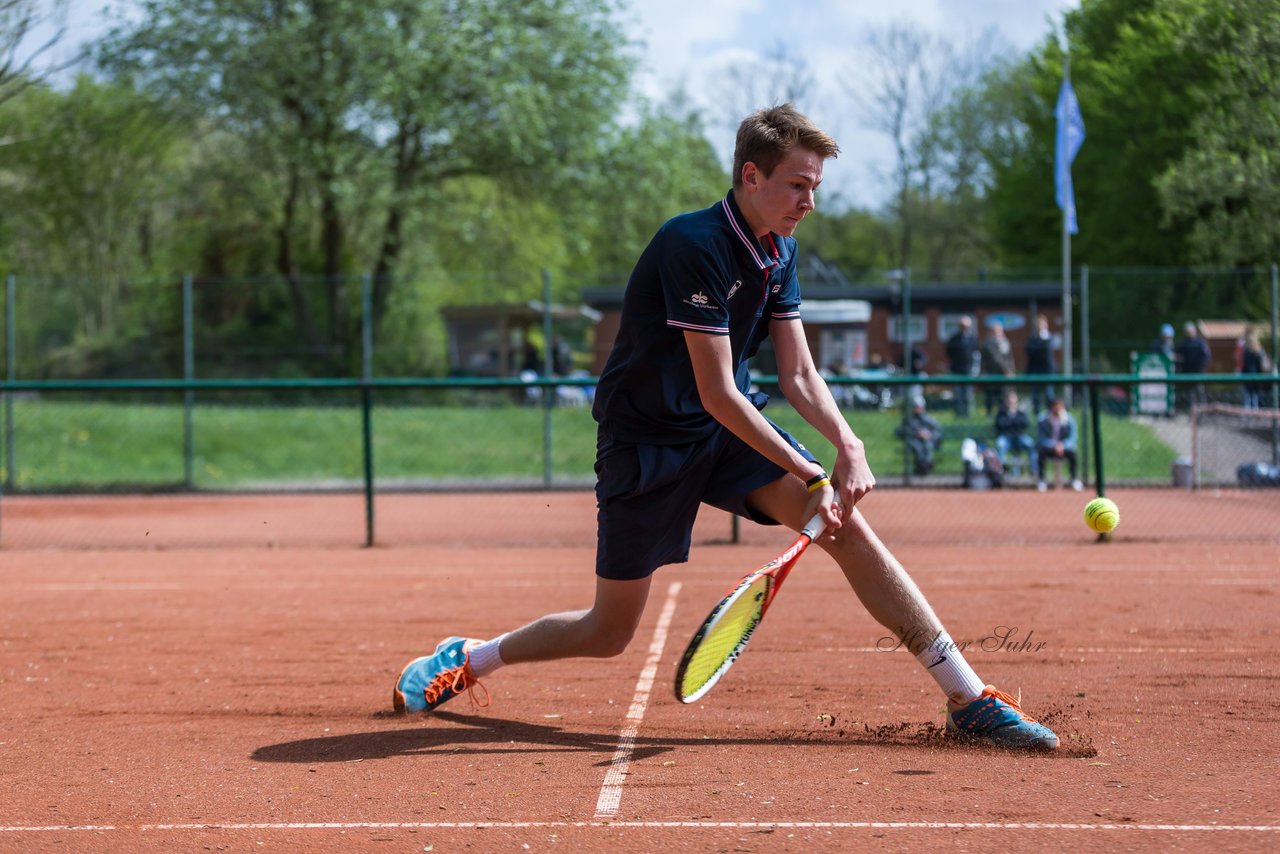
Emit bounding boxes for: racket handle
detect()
[801,513,826,541]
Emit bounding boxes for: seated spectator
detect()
[993,390,1037,476]
[1036,397,1082,492]
[896,396,944,476]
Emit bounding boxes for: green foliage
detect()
[90,0,635,372]
[801,207,893,280]
[5,0,1278,386]
[1155,0,1280,269]
[0,77,187,377]
[985,0,1201,268]
[978,0,1280,364]
[561,106,728,277]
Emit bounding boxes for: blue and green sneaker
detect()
[393,636,488,714]
[946,686,1059,750]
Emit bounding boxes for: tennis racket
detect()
[674,513,827,703]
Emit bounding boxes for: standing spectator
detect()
[1036,397,1082,492]
[946,315,978,416]
[1175,321,1211,412]
[551,336,573,376]
[1241,327,1271,410]
[993,389,1037,477]
[980,320,1016,415]
[1024,313,1056,415]
[896,396,944,476]
[1151,323,1176,362]
[903,341,927,406]
[520,339,542,375]
[905,342,927,375]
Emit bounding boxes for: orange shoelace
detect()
[423,663,491,709]
[982,686,1039,722]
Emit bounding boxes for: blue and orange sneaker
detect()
[393,636,489,714]
[946,686,1059,750]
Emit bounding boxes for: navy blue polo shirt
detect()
[591,191,802,445]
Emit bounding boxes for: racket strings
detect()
[677,577,769,699]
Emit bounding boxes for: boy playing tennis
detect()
[394,104,1058,750]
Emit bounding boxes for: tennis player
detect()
[394,104,1058,750]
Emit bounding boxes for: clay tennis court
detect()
[2,489,1277,852]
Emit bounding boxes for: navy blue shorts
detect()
[594,422,817,581]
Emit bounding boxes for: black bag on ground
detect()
[1237,462,1280,487]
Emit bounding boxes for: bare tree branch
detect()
[0,0,75,106]
[714,40,816,131]
[845,21,1009,273]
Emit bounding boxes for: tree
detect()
[711,41,816,133]
[984,0,1212,270]
[566,104,726,276]
[848,22,927,271]
[0,77,184,375]
[1156,0,1280,271]
[0,0,70,108]
[976,0,1280,363]
[846,22,1009,278]
[361,0,630,326]
[99,0,631,369]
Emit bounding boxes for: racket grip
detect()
[801,513,826,541]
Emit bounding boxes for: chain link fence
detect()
[2,267,1278,547]
[1,375,1277,548]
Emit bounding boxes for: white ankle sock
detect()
[466,634,507,677]
[913,631,985,706]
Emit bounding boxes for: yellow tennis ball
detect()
[1084,497,1119,533]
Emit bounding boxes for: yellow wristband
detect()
[806,476,831,493]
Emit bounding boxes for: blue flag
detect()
[1055,75,1086,234]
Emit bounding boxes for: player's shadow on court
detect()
[250,710,953,766]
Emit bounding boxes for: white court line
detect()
[833,647,1255,655]
[593,580,681,820]
[2,821,1277,834]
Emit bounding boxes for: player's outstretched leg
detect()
[393,636,489,713]
[946,685,1059,750]
[740,479,1060,752]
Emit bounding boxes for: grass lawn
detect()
[0,398,1175,490]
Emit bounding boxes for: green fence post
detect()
[1089,380,1105,497]
[182,274,195,489]
[1079,266,1091,481]
[1,272,10,541]
[542,269,554,489]
[362,273,375,547]
[4,273,15,494]
[895,269,913,485]
[1271,263,1279,465]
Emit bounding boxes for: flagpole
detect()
[1061,52,1073,407]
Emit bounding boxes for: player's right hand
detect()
[803,482,841,532]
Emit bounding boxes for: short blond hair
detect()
[732,104,839,188]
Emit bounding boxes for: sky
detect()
[26,0,1079,208]
[620,0,1081,207]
